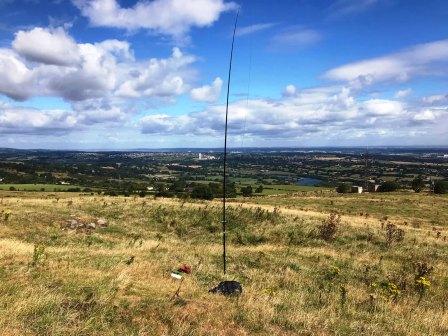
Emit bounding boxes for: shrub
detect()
[411,177,425,193]
[385,223,405,246]
[433,180,448,194]
[191,184,214,200]
[378,181,400,192]
[241,185,253,197]
[318,212,340,241]
[336,183,351,194]
[9,186,16,191]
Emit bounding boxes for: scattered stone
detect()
[63,217,106,232]
[97,218,108,228]
[68,219,78,229]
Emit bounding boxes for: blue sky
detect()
[0,0,447,149]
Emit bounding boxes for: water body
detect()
[297,177,323,186]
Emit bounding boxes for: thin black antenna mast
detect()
[222,10,239,275]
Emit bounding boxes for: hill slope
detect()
[0,192,447,335]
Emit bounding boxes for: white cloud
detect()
[328,0,381,18]
[12,27,80,66]
[0,106,78,134]
[190,77,223,102]
[0,49,32,101]
[422,94,448,104]
[269,27,321,50]
[394,88,412,99]
[236,23,276,37]
[73,0,237,37]
[0,27,196,103]
[362,99,404,116]
[283,84,297,97]
[116,47,195,98]
[324,39,448,87]
[413,109,437,122]
[141,86,409,138]
[140,84,448,141]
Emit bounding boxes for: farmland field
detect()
[0,184,84,192]
[0,190,447,335]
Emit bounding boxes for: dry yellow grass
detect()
[0,192,447,335]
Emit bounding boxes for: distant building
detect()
[368,184,380,192]
[197,153,216,161]
[352,186,363,193]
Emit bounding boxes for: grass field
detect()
[257,184,322,195]
[235,191,448,227]
[0,184,83,192]
[0,191,447,335]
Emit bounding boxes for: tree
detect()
[336,183,351,194]
[191,184,214,200]
[154,183,168,197]
[433,180,448,194]
[378,181,400,192]
[169,179,186,193]
[241,185,253,197]
[255,185,264,193]
[411,176,425,193]
[9,186,16,191]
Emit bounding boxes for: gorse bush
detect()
[378,181,400,192]
[433,180,448,194]
[336,183,351,194]
[318,212,340,241]
[384,223,405,246]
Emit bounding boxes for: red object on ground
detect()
[178,264,192,274]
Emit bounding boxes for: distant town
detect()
[1,147,447,197]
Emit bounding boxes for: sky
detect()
[0,0,447,149]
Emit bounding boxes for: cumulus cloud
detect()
[190,77,223,102]
[12,27,80,66]
[413,109,438,122]
[141,86,387,137]
[0,106,78,135]
[394,88,412,99]
[324,39,448,87]
[362,99,404,116]
[140,84,448,140]
[0,49,33,101]
[0,27,196,103]
[116,47,195,98]
[422,94,448,104]
[73,0,237,37]
[283,84,297,97]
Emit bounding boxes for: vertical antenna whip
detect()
[222,10,239,275]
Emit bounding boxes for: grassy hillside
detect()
[0,191,447,335]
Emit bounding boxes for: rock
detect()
[209,281,243,296]
[68,219,78,229]
[97,218,108,227]
[87,223,96,230]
